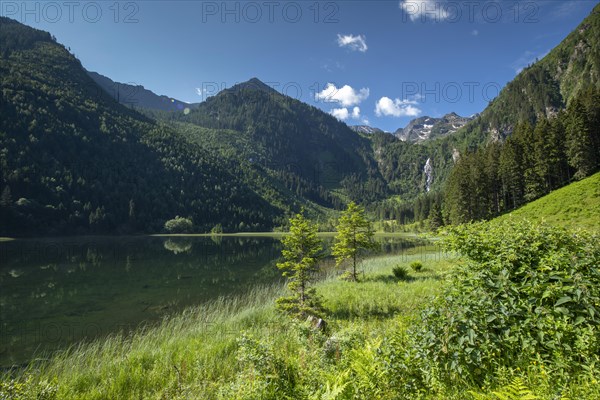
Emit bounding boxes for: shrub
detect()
[164,216,193,233]
[409,261,423,272]
[392,265,409,280]
[210,223,223,234]
[408,220,600,385]
[222,333,299,399]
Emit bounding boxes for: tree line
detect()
[444,88,600,224]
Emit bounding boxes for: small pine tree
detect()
[332,202,377,281]
[276,210,323,317]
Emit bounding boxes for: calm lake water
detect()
[0,234,432,366]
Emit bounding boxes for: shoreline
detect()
[0,231,424,241]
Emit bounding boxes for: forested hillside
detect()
[444,79,600,224]
[0,17,282,236]
[87,71,199,112]
[450,4,600,149]
[373,4,600,227]
[169,78,388,206]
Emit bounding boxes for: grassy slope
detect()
[493,172,600,232]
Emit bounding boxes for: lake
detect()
[0,234,432,367]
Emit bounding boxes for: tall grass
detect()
[2,252,449,399]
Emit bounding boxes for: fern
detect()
[469,378,538,400]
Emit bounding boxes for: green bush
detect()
[410,261,423,272]
[392,265,409,280]
[164,216,193,233]
[222,333,299,399]
[407,220,600,385]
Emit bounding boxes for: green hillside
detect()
[0,17,282,235]
[171,78,387,206]
[493,172,600,231]
[453,3,600,148]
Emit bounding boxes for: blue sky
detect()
[3,0,598,132]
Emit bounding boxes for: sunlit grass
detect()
[492,171,600,232]
[2,252,454,399]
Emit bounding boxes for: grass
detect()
[493,172,600,232]
[0,252,454,399]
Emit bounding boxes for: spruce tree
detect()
[566,99,595,180]
[332,202,377,281]
[276,210,323,317]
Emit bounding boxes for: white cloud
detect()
[315,83,369,107]
[330,108,350,120]
[330,106,362,121]
[375,97,421,117]
[337,34,368,52]
[400,0,449,22]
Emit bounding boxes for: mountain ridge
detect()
[87,70,199,112]
[394,112,474,143]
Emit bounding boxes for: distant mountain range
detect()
[394,112,474,143]
[349,125,386,135]
[87,71,199,112]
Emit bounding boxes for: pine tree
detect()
[499,138,525,210]
[546,114,570,189]
[428,200,444,230]
[566,98,595,180]
[513,122,544,202]
[484,142,502,215]
[580,87,600,171]
[445,154,475,224]
[332,202,377,281]
[276,210,323,317]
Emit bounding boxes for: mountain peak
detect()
[349,125,385,135]
[226,78,277,94]
[394,112,473,143]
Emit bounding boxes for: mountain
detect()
[394,113,474,143]
[172,78,387,206]
[376,3,600,216]
[87,71,199,112]
[453,3,600,146]
[349,125,385,135]
[0,17,281,235]
[225,77,279,95]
